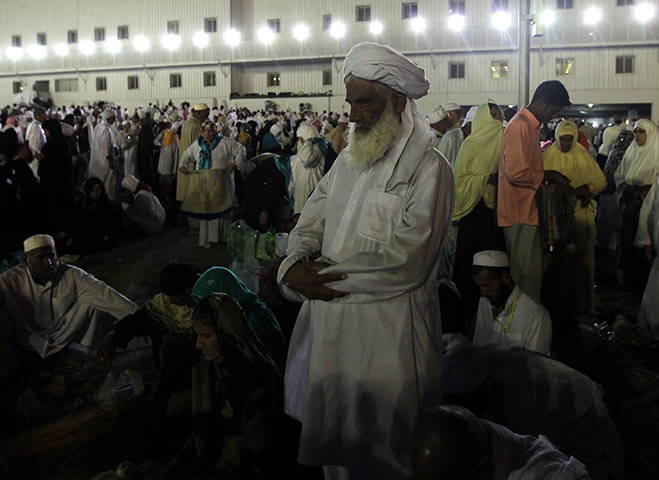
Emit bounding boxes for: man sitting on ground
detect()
[472,250,552,355]
[411,404,591,480]
[0,234,136,378]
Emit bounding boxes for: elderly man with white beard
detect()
[277,42,455,479]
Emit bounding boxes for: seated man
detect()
[0,234,137,377]
[412,404,591,480]
[472,250,552,355]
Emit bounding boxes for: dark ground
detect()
[1,226,658,479]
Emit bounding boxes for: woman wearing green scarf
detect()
[452,101,507,319]
[179,120,246,247]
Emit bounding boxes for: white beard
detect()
[347,101,401,170]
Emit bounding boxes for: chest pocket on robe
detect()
[358,189,405,243]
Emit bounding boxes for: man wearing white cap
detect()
[428,106,449,149]
[326,113,349,153]
[291,121,325,215]
[277,42,454,478]
[471,250,552,355]
[89,108,118,199]
[177,103,210,206]
[437,102,464,168]
[0,235,136,376]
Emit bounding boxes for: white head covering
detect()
[121,174,139,193]
[615,119,659,187]
[193,103,209,111]
[338,114,349,124]
[464,106,479,125]
[297,121,319,140]
[473,250,509,268]
[100,109,115,121]
[24,234,55,253]
[343,42,430,100]
[25,110,34,119]
[442,102,461,112]
[428,106,447,124]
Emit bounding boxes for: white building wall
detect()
[0,0,657,116]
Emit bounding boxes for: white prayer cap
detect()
[473,250,509,268]
[442,101,461,112]
[100,109,115,121]
[121,175,139,193]
[428,106,447,124]
[296,121,319,140]
[25,110,34,119]
[24,234,55,253]
[343,42,430,100]
[464,106,479,125]
[266,114,277,122]
[338,114,349,124]
[193,103,209,111]
[122,120,131,126]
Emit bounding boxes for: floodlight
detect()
[293,24,309,41]
[27,44,47,60]
[492,11,512,30]
[54,43,69,56]
[330,21,346,39]
[133,35,150,52]
[584,7,602,25]
[540,10,556,25]
[447,14,465,31]
[223,28,241,46]
[162,33,181,51]
[258,26,275,44]
[634,2,656,21]
[410,17,426,33]
[7,47,24,60]
[104,37,121,54]
[193,32,209,48]
[369,20,383,35]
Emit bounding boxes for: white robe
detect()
[0,264,136,360]
[635,175,659,341]
[89,121,117,199]
[25,120,46,180]
[277,100,454,477]
[291,140,325,214]
[117,130,138,178]
[436,124,463,169]
[473,285,552,355]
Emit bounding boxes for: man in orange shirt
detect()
[497,81,571,302]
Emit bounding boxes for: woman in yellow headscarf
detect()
[452,101,506,318]
[542,120,606,316]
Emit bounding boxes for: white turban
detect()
[428,106,447,124]
[473,250,509,268]
[464,106,479,125]
[24,234,55,253]
[101,109,115,121]
[121,175,139,193]
[296,121,319,140]
[343,42,430,100]
[442,101,461,112]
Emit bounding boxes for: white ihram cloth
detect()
[635,175,659,341]
[25,120,46,180]
[277,98,454,477]
[473,285,552,355]
[89,120,117,199]
[0,264,137,359]
[291,140,325,214]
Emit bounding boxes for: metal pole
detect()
[517,0,531,109]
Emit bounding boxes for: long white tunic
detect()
[277,101,454,477]
[25,120,46,180]
[291,140,324,214]
[436,124,463,169]
[635,175,659,341]
[0,264,137,358]
[473,285,552,355]
[89,121,116,199]
[117,130,138,178]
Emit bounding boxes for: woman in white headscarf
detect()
[89,109,117,199]
[613,119,659,290]
[290,121,324,215]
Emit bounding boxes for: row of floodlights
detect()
[3,3,655,61]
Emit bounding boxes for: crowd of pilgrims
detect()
[0,92,657,479]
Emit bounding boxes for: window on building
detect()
[205,17,217,33]
[267,18,280,33]
[170,73,182,88]
[402,3,418,18]
[617,0,634,5]
[356,6,372,22]
[555,58,574,76]
[491,60,509,78]
[450,1,466,15]
[128,75,139,90]
[11,35,21,47]
[167,21,179,34]
[615,55,634,74]
[118,25,129,40]
[557,0,573,8]
[449,62,465,79]
[323,14,332,30]
[203,71,216,87]
[12,81,23,94]
[55,78,79,92]
[67,30,78,44]
[37,33,47,46]
[322,70,332,85]
[492,0,508,11]
[267,72,281,87]
[96,77,107,91]
[94,27,106,42]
